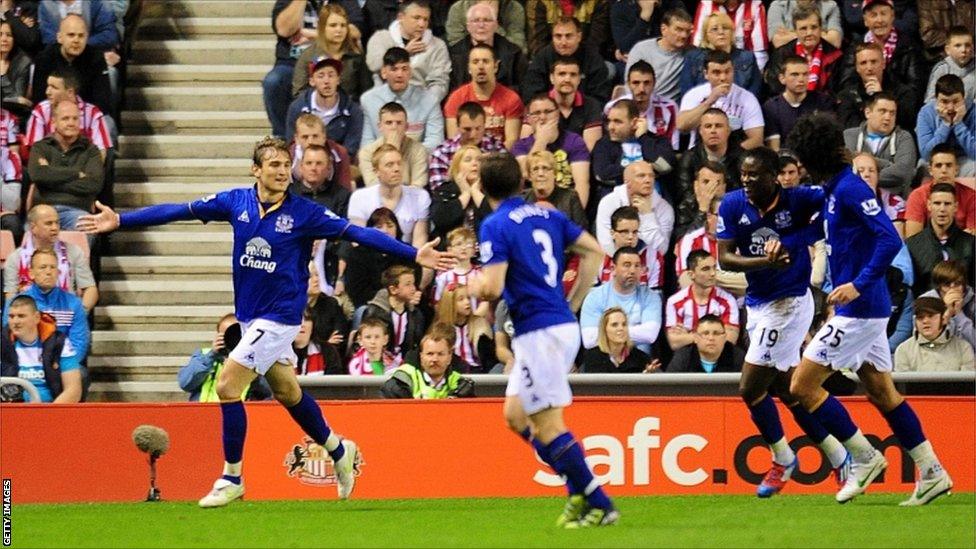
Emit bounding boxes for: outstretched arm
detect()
[343,225,456,271]
[77,201,197,234]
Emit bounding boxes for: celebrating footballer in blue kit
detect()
[78,137,456,508]
[716,147,850,498]
[788,114,953,506]
[468,152,618,528]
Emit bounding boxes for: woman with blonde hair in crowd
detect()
[292,4,371,100]
[580,307,659,373]
[681,11,762,96]
[434,283,494,373]
[522,149,588,230]
[430,143,491,243]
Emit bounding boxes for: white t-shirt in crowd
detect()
[347,185,431,243]
[679,82,764,147]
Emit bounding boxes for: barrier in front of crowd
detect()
[1,396,972,503]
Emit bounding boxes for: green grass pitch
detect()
[10,493,975,548]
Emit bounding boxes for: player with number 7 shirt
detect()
[77,137,457,509]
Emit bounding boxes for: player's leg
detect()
[857,353,953,506]
[740,362,800,497]
[796,317,890,502]
[531,406,617,529]
[198,357,255,508]
[740,298,801,496]
[772,370,850,487]
[264,362,360,499]
[510,324,616,528]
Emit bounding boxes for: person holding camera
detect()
[380,322,475,399]
[177,314,271,403]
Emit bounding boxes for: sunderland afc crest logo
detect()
[284,438,364,487]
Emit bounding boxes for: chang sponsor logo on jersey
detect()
[748,227,779,256]
[240,237,277,273]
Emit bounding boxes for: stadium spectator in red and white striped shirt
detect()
[1,107,24,240]
[675,194,748,296]
[665,249,740,350]
[597,205,663,291]
[691,0,769,69]
[24,67,111,158]
[432,227,489,316]
[434,282,493,373]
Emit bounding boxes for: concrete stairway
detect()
[90,0,274,400]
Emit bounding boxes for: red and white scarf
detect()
[865,26,898,65]
[347,346,399,376]
[17,234,71,292]
[797,42,824,91]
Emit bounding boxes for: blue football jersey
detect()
[822,168,902,318]
[717,186,824,307]
[478,197,583,336]
[189,187,350,325]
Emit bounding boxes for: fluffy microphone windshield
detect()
[132,425,170,457]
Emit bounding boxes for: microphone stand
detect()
[146,453,162,502]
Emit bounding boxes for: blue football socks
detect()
[749,394,785,444]
[547,432,613,510]
[883,401,926,450]
[287,392,344,462]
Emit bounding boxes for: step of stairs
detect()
[122,109,269,134]
[95,305,234,330]
[109,231,234,255]
[144,0,275,19]
[116,158,253,178]
[128,64,268,86]
[89,355,187,382]
[125,86,264,111]
[101,255,232,277]
[99,279,234,305]
[87,381,185,402]
[132,39,275,65]
[92,330,213,355]
[119,134,262,159]
[139,17,271,38]
[113,182,231,206]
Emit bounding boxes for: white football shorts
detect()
[229,318,301,375]
[507,322,579,415]
[803,316,892,372]
[744,290,814,372]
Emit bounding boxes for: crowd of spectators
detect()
[0,0,141,402]
[4,0,975,402]
[252,0,973,387]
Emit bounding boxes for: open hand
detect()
[415,237,457,270]
[77,201,120,234]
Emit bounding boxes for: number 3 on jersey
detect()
[533,229,558,288]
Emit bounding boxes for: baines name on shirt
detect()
[508,205,552,224]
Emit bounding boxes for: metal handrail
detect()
[296,371,976,386]
[0,376,42,403]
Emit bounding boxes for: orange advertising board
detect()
[0,397,972,503]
